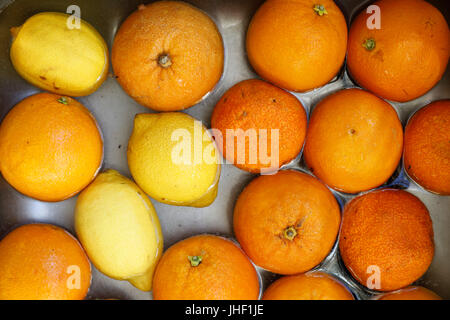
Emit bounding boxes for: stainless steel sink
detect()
[0,0,448,300]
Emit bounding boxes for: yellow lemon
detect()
[75,169,163,291]
[127,112,220,207]
[10,12,108,96]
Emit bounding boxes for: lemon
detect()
[10,12,108,96]
[74,169,163,291]
[127,112,220,207]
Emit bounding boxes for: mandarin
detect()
[303,88,403,194]
[152,235,260,300]
[111,1,224,111]
[263,272,354,300]
[233,170,341,275]
[211,79,307,173]
[246,0,347,92]
[339,189,434,291]
[404,100,450,195]
[347,0,450,102]
[0,224,91,300]
[0,93,103,202]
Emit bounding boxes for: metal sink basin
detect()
[0,0,448,300]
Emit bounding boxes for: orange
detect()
[378,286,442,300]
[404,100,450,195]
[347,0,450,102]
[339,189,434,291]
[0,224,91,300]
[111,1,224,111]
[211,79,307,173]
[246,0,347,92]
[152,235,260,300]
[234,170,341,275]
[303,88,403,194]
[0,93,103,202]
[263,272,354,300]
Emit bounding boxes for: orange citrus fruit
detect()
[347,0,450,102]
[112,1,224,111]
[339,189,434,291]
[263,272,354,300]
[211,79,307,173]
[378,286,442,300]
[152,235,260,300]
[246,0,347,92]
[404,100,450,195]
[303,88,403,193]
[234,170,341,275]
[0,224,91,300]
[0,93,103,202]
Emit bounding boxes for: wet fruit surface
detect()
[0,224,91,300]
[10,12,109,96]
[404,100,450,195]
[211,79,307,173]
[339,189,434,291]
[234,170,341,275]
[347,0,450,102]
[304,88,403,194]
[127,112,220,207]
[112,1,224,111]
[152,235,260,300]
[377,286,442,300]
[263,272,354,300]
[246,0,347,92]
[75,169,163,291]
[0,93,103,202]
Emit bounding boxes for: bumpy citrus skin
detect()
[246,0,347,92]
[339,189,434,291]
[263,272,354,300]
[211,79,307,173]
[234,170,341,275]
[404,100,450,195]
[377,286,442,300]
[347,0,450,102]
[0,93,103,202]
[127,112,220,207]
[153,235,260,300]
[304,88,403,194]
[0,224,91,300]
[75,170,163,291]
[112,1,224,111]
[10,12,109,96]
